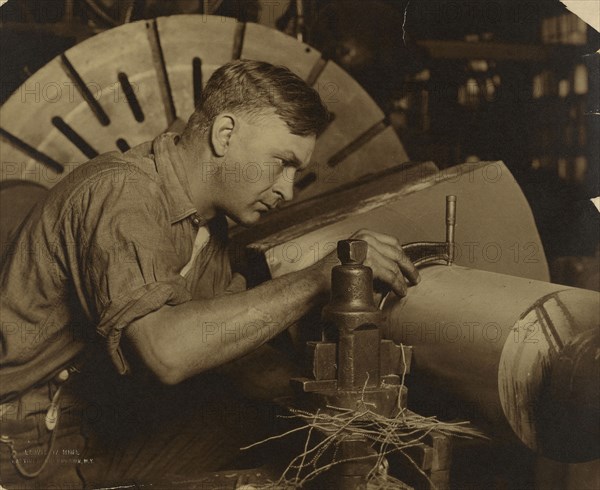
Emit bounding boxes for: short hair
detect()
[182,60,330,138]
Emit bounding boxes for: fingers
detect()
[399,250,420,285]
[367,245,407,297]
[357,229,401,247]
[351,229,420,297]
[371,236,420,286]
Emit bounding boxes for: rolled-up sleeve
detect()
[68,165,192,374]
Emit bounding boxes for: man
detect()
[0,60,419,487]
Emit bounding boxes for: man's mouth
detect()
[258,201,276,211]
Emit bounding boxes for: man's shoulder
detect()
[56,146,160,199]
[68,143,157,184]
[43,145,167,225]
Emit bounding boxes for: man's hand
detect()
[312,229,420,298]
[351,229,420,297]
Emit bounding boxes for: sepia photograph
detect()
[0,1,598,488]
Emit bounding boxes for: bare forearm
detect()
[128,264,329,384]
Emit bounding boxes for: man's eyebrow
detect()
[277,151,303,168]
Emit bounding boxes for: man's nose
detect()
[273,170,295,202]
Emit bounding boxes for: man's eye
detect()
[281,159,302,172]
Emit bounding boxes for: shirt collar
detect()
[150,133,201,225]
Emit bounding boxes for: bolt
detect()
[337,239,368,265]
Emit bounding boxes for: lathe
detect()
[1,13,598,490]
[283,196,459,489]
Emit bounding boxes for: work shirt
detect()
[0,133,234,402]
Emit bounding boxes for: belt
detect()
[1,353,85,404]
[0,363,81,479]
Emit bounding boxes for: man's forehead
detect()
[237,110,316,163]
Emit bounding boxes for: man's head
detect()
[182,59,330,140]
[180,60,330,226]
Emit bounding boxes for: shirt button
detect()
[54,369,69,384]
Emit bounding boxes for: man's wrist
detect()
[307,261,332,293]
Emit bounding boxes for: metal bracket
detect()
[402,195,457,268]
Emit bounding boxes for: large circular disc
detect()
[0,15,408,205]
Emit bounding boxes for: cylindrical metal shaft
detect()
[383,265,599,463]
[445,195,456,264]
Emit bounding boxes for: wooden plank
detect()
[243,161,550,282]
[231,161,438,254]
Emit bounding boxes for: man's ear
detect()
[210,114,235,157]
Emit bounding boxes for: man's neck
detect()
[177,138,219,221]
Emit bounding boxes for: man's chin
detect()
[228,211,262,227]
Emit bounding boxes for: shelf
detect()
[416,40,591,62]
